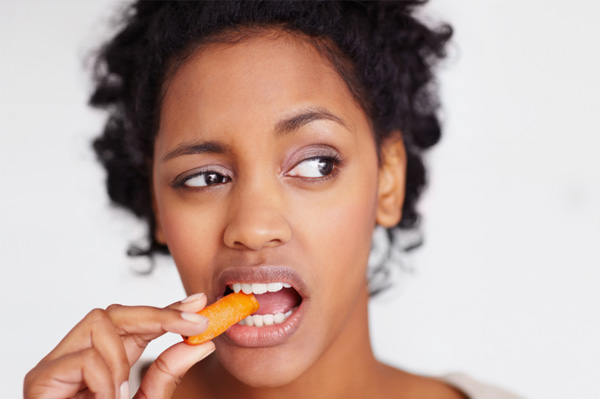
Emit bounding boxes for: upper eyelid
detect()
[283,146,341,172]
[285,154,341,181]
[293,155,337,167]
[173,165,231,186]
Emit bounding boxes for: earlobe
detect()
[152,192,167,245]
[155,217,166,245]
[375,133,406,228]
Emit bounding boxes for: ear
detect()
[375,132,406,228]
[151,189,167,245]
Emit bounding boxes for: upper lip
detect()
[216,265,308,300]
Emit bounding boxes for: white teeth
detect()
[251,283,268,295]
[267,282,283,292]
[252,314,264,327]
[238,309,296,327]
[228,281,291,295]
[241,283,253,294]
[273,312,285,324]
[230,282,298,326]
[263,314,274,326]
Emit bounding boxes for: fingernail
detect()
[201,344,216,360]
[119,381,129,399]
[181,312,209,325]
[181,293,205,303]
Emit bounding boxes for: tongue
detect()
[253,288,301,315]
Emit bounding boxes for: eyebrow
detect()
[161,140,229,162]
[161,107,347,162]
[275,107,348,136]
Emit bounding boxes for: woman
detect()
[23,2,519,398]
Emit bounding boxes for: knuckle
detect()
[154,357,182,386]
[86,308,109,323]
[23,368,38,391]
[24,364,57,398]
[132,334,148,350]
[106,304,130,335]
[82,347,102,365]
[105,303,123,316]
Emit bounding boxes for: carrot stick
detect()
[183,292,260,345]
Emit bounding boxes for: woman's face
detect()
[152,31,401,386]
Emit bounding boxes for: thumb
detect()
[133,341,215,399]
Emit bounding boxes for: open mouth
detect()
[223,282,303,327]
[217,266,308,346]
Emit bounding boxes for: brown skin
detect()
[23,29,465,399]
[23,295,216,399]
[152,31,466,399]
[175,290,465,399]
[153,31,384,388]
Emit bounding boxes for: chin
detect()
[214,342,315,388]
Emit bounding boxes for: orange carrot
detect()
[183,292,260,345]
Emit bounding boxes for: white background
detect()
[1,1,599,398]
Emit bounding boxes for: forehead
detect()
[157,31,367,142]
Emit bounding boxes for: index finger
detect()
[46,297,208,366]
[106,304,208,340]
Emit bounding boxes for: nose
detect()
[223,183,292,251]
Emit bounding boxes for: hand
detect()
[24,293,215,399]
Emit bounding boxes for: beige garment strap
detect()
[441,373,525,399]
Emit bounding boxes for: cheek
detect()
[289,165,378,351]
[157,198,223,291]
[294,168,379,286]
[322,197,375,266]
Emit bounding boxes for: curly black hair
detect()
[90,0,451,257]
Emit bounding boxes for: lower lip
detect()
[223,300,305,347]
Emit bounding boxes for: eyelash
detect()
[287,155,342,182]
[172,170,232,189]
[172,153,343,190]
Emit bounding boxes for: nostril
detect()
[230,236,284,251]
[223,210,292,250]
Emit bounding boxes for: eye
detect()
[182,172,230,188]
[287,157,336,178]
